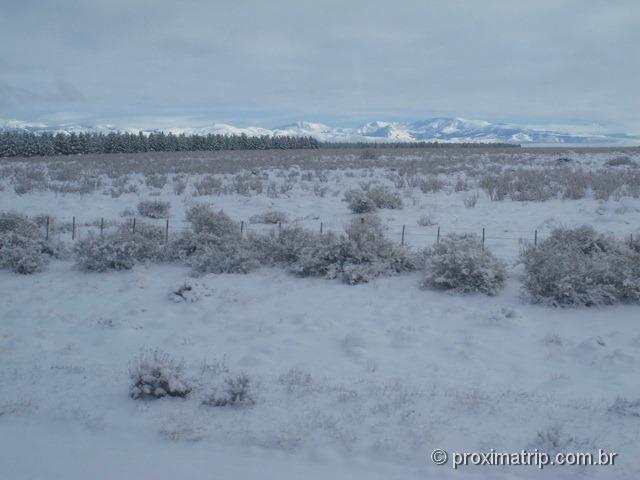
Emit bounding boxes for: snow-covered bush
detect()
[171,205,257,274]
[419,176,445,193]
[520,226,640,306]
[293,216,418,284]
[137,199,170,219]
[608,397,640,417]
[193,175,224,196]
[417,214,435,227]
[0,211,42,238]
[463,192,479,208]
[74,232,139,272]
[365,186,403,209]
[202,373,254,407]
[345,189,377,213]
[0,211,51,274]
[185,204,239,236]
[605,156,636,167]
[188,237,259,274]
[344,187,402,213]
[74,220,167,272]
[421,233,506,295]
[0,233,49,274]
[249,210,288,224]
[248,226,317,266]
[129,349,191,400]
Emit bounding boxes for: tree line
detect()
[0,131,319,158]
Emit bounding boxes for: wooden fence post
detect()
[436,226,440,244]
[100,217,104,237]
[401,225,405,245]
[165,219,169,243]
[534,229,538,246]
[320,221,323,234]
[132,218,136,235]
[45,216,49,240]
[482,227,485,250]
[240,220,244,237]
[72,216,76,240]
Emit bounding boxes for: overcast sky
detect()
[1,0,639,132]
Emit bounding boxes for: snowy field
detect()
[2,147,640,479]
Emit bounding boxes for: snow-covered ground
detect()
[2,148,640,479]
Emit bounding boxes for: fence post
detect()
[100,217,104,237]
[320,221,323,234]
[482,227,485,250]
[401,225,405,245]
[436,226,440,244]
[534,229,538,246]
[45,216,49,241]
[278,221,282,235]
[72,216,76,240]
[165,219,169,243]
[132,218,136,235]
[240,220,244,237]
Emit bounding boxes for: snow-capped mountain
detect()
[1,117,638,145]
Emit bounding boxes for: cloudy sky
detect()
[1,0,639,132]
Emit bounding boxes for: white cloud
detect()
[1,0,639,132]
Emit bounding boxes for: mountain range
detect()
[1,118,638,145]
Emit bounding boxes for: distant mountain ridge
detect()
[1,117,638,145]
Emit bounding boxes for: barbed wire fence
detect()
[32,212,584,262]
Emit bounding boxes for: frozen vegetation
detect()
[1,146,640,479]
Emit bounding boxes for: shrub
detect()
[454,177,470,192]
[417,214,435,227]
[608,397,640,417]
[345,190,377,213]
[289,231,344,278]
[129,349,191,400]
[293,216,418,284]
[188,237,259,274]
[0,212,51,274]
[173,178,187,195]
[145,174,168,189]
[249,210,288,225]
[419,176,445,193]
[74,222,166,272]
[366,186,403,209]
[176,205,257,274]
[74,232,138,272]
[193,175,224,196]
[421,233,507,295]
[248,226,317,266]
[185,204,238,236]
[605,156,636,167]
[137,199,170,219]
[520,226,640,306]
[344,187,402,213]
[0,211,42,238]
[202,373,254,407]
[463,192,479,208]
[0,233,49,274]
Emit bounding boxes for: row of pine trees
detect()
[0,131,319,158]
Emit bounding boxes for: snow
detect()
[1,149,640,478]
[3,116,638,144]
